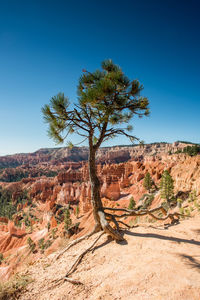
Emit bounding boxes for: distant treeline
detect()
[176,140,199,145]
[173,145,200,156]
[0,169,58,182]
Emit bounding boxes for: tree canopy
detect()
[42,59,149,150]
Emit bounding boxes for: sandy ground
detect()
[19,216,200,300]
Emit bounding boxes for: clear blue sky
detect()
[0,0,199,155]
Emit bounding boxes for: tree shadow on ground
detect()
[92,234,128,252]
[178,254,200,272]
[123,230,200,246]
[192,229,200,235]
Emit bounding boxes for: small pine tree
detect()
[64,208,72,233]
[160,170,174,203]
[143,172,153,192]
[128,197,136,209]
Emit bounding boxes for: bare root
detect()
[98,211,124,241]
[66,232,104,277]
[55,224,101,261]
[103,205,187,225]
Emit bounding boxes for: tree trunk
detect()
[88,144,124,241]
[88,146,103,230]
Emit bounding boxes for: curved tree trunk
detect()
[88,145,124,241]
[88,146,103,230]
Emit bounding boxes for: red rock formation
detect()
[101,176,120,200]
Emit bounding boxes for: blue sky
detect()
[0,0,199,155]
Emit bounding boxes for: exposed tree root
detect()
[64,277,83,285]
[66,232,104,277]
[51,205,189,286]
[55,206,187,262]
[103,205,188,225]
[52,232,104,286]
[98,211,124,241]
[55,224,101,261]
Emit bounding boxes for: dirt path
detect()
[20,216,200,300]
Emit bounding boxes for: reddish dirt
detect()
[19,216,200,300]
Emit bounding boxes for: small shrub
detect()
[24,216,31,227]
[129,220,134,227]
[188,190,197,203]
[177,198,183,208]
[185,208,190,216]
[64,208,72,233]
[161,201,170,211]
[128,197,136,209]
[38,238,45,253]
[0,253,3,265]
[0,274,32,300]
[38,238,52,253]
[143,194,154,209]
[75,205,79,218]
[44,239,52,249]
[51,228,58,239]
[27,237,36,253]
[47,221,51,232]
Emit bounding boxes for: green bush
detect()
[0,274,32,300]
[185,208,190,216]
[161,201,170,211]
[27,237,36,253]
[64,208,72,233]
[188,190,197,202]
[0,253,3,265]
[143,194,154,209]
[38,238,52,253]
[177,198,183,208]
[128,197,136,209]
[51,228,58,239]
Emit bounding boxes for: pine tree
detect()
[160,170,174,202]
[143,172,153,192]
[128,197,136,209]
[64,208,72,232]
[42,59,149,241]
